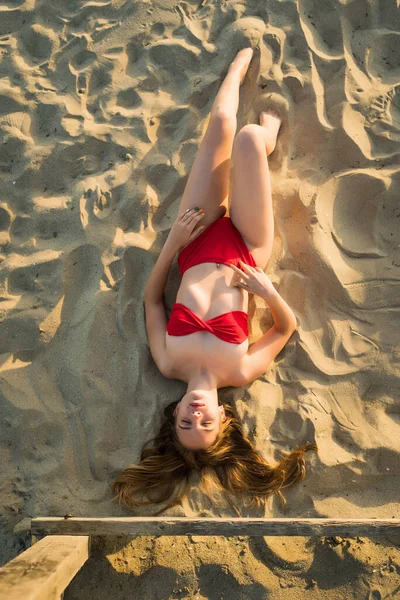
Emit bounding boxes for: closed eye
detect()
[179,420,214,430]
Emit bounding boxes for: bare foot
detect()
[228,47,254,85]
[259,109,282,156]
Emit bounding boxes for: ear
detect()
[173,402,180,417]
[219,405,226,422]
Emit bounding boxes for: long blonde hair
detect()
[111,401,317,514]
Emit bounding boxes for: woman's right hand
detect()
[229,261,277,301]
[166,207,205,252]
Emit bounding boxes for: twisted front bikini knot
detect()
[167,303,248,344]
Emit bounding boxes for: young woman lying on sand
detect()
[112,47,316,512]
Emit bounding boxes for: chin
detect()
[191,390,216,401]
[191,391,206,400]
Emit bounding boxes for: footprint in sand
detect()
[92,186,113,220]
[343,27,400,157]
[368,91,394,125]
[315,170,389,260]
[79,185,114,229]
[0,205,11,233]
[357,84,400,137]
[0,2,34,36]
[7,252,62,297]
[214,16,266,73]
[148,38,202,79]
[61,114,84,137]
[368,86,400,142]
[314,169,400,311]
[69,50,100,99]
[43,137,117,187]
[0,313,40,356]
[144,16,266,100]
[17,23,59,67]
[366,32,400,86]
[69,49,97,73]
[0,111,31,136]
[10,215,35,245]
[298,0,343,59]
[0,111,32,177]
[116,87,142,111]
[60,244,103,327]
[116,246,152,343]
[342,92,400,160]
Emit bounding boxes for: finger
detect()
[180,208,199,221]
[255,266,263,272]
[180,209,195,221]
[229,263,250,279]
[189,225,205,240]
[229,263,241,273]
[239,260,254,272]
[233,281,249,290]
[186,211,204,225]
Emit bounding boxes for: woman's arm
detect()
[239,289,296,384]
[144,240,177,377]
[229,262,296,385]
[144,208,205,303]
[259,287,297,335]
[144,240,178,304]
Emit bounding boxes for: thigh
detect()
[229,125,274,269]
[178,113,236,230]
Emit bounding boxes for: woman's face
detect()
[174,390,226,449]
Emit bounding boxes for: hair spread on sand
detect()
[111,401,317,514]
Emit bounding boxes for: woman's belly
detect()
[175,262,248,318]
[165,262,249,384]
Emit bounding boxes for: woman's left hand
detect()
[230,261,277,300]
[166,207,205,252]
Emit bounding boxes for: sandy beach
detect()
[0,0,399,597]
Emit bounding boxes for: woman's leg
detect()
[177,47,254,231]
[229,110,282,269]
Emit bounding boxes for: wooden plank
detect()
[30,534,44,546]
[31,517,400,538]
[0,535,90,600]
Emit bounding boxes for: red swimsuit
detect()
[166,217,257,344]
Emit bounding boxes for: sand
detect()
[0,0,399,598]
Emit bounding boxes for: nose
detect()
[191,410,202,417]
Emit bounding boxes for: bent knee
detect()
[234,124,265,152]
[208,109,237,135]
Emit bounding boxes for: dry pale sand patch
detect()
[0,0,399,598]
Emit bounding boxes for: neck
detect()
[186,367,218,394]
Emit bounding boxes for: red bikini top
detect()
[166,303,248,344]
